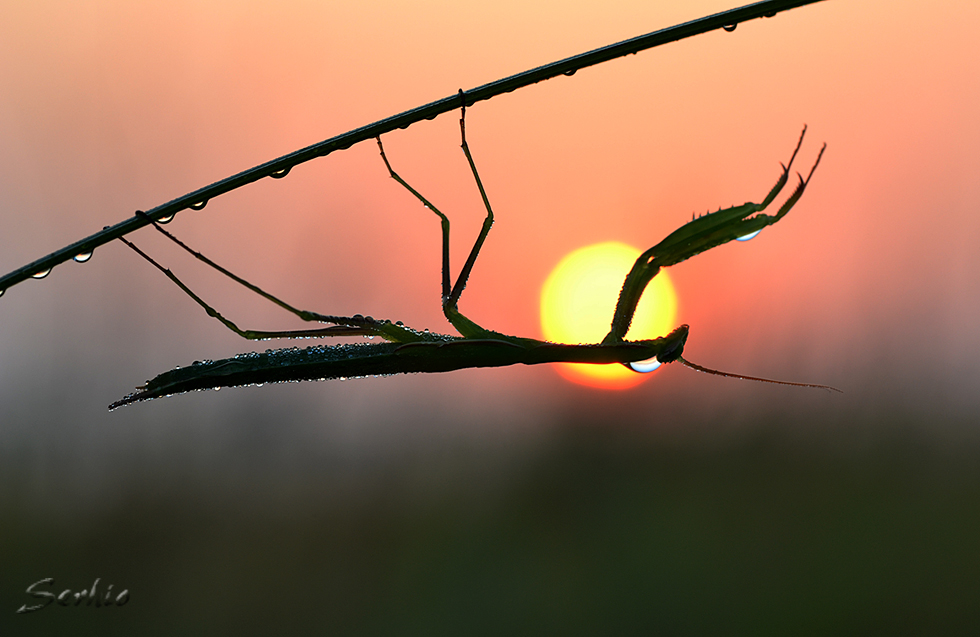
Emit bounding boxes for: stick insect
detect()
[107,96,835,410]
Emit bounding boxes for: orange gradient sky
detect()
[6,8,980,630]
[2,0,980,441]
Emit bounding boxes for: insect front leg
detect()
[605,129,826,343]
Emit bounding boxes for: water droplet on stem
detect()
[73,251,94,263]
[722,23,737,32]
[628,357,662,373]
[32,268,52,279]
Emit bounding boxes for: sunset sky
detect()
[3,1,980,628]
[4,0,980,480]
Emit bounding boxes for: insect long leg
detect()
[119,216,419,342]
[447,90,495,310]
[139,212,329,324]
[376,139,452,304]
[376,94,500,340]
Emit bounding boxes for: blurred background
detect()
[2,0,980,633]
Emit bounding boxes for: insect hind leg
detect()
[120,214,418,342]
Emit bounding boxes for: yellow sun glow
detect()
[540,242,678,389]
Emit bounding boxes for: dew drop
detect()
[158,214,175,224]
[73,251,93,263]
[0,288,5,298]
[563,69,576,76]
[722,23,737,32]
[736,229,761,242]
[189,200,207,210]
[32,268,52,279]
[628,357,662,373]
[270,167,290,179]
[763,11,776,18]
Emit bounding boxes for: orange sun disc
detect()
[540,241,678,389]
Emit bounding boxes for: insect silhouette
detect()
[107,98,836,409]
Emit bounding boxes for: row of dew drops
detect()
[1,4,774,300]
[1,164,295,298]
[4,182,762,304]
[1,6,781,299]
[558,17,755,78]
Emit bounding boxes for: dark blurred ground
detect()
[5,405,980,636]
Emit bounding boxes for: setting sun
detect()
[540,242,678,389]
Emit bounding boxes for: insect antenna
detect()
[678,356,841,393]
